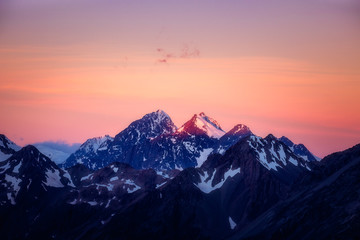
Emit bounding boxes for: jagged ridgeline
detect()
[61,110,318,170]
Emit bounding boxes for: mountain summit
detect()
[114,109,177,143]
[0,134,21,162]
[62,110,178,169]
[177,112,225,139]
[279,136,320,161]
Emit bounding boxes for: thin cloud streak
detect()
[156,44,200,63]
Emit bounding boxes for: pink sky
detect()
[0,0,360,158]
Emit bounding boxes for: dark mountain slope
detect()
[228,144,360,240]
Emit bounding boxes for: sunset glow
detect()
[1,0,359,157]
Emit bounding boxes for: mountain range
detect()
[1,110,359,239]
[61,110,318,171]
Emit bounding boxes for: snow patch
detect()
[27,179,32,190]
[0,152,12,162]
[250,143,280,171]
[257,148,279,171]
[63,171,75,187]
[68,199,77,205]
[44,169,64,188]
[97,146,108,151]
[229,217,237,230]
[278,145,287,165]
[0,162,11,174]
[105,199,111,208]
[90,183,114,191]
[12,162,21,173]
[224,167,241,179]
[175,164,183,171]
[156,171,170,179]
[81,174,93,181]
[156,181,167,189]
[217,147,226,155]
[195,171,212,193]
[5,174,22,195]
[124,179,141,193]
[87,201,97,206]
[195,168,240,194]
[110,176,118,182]
[7,193,16,205]
[288,157,298,166]
[196,148,213,167]
[249,135,265,147]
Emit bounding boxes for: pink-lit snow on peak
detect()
[177,113,225,139]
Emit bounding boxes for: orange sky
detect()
[0,0,360,157]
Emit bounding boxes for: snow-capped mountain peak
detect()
[278,136,294,147]
[61,135,114,170]
[154,109,171,121]
[0,135,20,151]
[246,134,312,173]
[115,110,177,142]
[177,113,225,139]
[278,136,320,161]
[79,135,114,153]
[227,124,251,136]
[0,134,21,162]
[62,111,177,170]
[198,112,223,130]
[145,109,177,134]
[213,124,252,154]
[0,145,74,205]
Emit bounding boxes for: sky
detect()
[0,0,359,158]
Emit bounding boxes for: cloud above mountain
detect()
[156,44,200,63]
[33,141,81,154]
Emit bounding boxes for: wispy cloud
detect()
[180,44,200,58]
[33,140,81,153]
[156,44,200,63]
